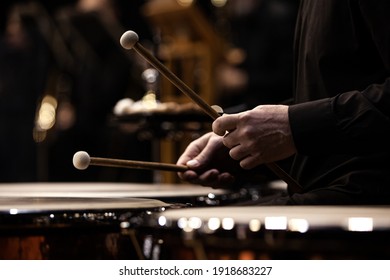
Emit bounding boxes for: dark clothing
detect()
[287,0,390,204]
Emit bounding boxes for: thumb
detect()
[186,135,222,169]
[186,147,212,169]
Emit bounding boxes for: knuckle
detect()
[238,112,250,122]
[212,119,224,135]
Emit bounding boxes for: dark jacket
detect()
[288,0,390,204]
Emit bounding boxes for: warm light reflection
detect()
[188,217,202,229]
[177,0,193,7]
[208,193,216,199]
[141,91,158,110]
[42,95,57,107]
[158,216,167,226]
[222,217,235,230]
[177,217,196,232]
[120,221,130,229]
[142,68,158,83]
[36,95,58,131]
[288,218,309,233]
[33,128,47,143]
[348,217,373,232]
[249,219,261,232]
[177,217,187,229]
[208,217,221,231]
[182,226,193,233]
[265,216,287,230]
[211,0,227,8]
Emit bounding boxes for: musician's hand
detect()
[213,105,297,169]
[176,132,239,188]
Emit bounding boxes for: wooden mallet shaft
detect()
[73,151,188,172]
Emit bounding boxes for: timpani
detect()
[0,196,170,259]
[141,205,390,259]
[0,182,249,259]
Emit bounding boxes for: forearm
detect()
[289,78,390,155]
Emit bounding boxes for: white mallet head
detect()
[120,30,139,50]
[73,151,91,170]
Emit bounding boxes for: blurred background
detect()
[0,0,299,184]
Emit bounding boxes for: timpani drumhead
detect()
[0,182,244,206]
[0,197,170,213]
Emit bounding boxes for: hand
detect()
[212,105,297,169]
[176,132,241,188]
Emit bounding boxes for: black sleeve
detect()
[289,1,390,156]
[289,80,390,155]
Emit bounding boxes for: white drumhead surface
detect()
[0,197,170,214]
[0,182,227,198]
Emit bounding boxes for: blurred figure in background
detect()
[0,2,50,182]
[0,0,155,183]
[48,0,155,182]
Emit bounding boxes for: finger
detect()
[190,145,215,169]
[228,145,249,161]
[176,136,212,169]
[218,172,235,186]
[177,170,198,181]
[198,169,220,186]
[240,154,262,170]
[212,114,239,136]
[176,142,200,166]
[176,154,193,167]
[177,132,215,165]
[222,129,240,149]
[179,169,235,188]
